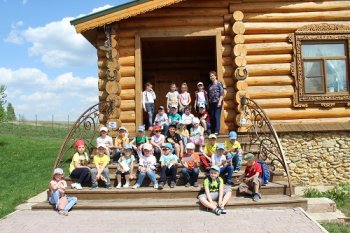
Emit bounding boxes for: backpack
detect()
[257,160,270,186]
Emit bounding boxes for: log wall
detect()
[230,0,350,128]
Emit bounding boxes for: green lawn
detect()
[0,123,68,219]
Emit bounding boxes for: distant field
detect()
[7,120,74,129]
[0,123,68,219]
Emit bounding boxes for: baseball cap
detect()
[210,165,220,172]
[192,118,200,124]
[197,82,204,86]
[137,126,145,132]
[216,143,225,150]
[123,144,133,150]
[142,143,153,151]
[178,120,185,125]
[53,168,64,175]
[186,142,195,150]
[97,144,107,149]
[229,131,237,140]
[119,126,127,131]
[158,106,165,110]
[170,104,178,109]
[208,134,217,139]
[198,103,205,109]
[153,125,162,131]
[161,143,173,150]
[74,139,85,148]
[244,153,255,161]
[99,126,108,132]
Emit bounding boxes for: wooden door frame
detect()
[135,29,224,131]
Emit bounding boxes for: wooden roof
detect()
[71,0,186,33]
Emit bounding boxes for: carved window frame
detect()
[290,23,350,108]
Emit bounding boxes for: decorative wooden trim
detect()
[135,34,142,129]
[291,23,350,108]
[75,0,186,33]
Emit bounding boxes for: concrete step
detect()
[49,182,293,200]
[306,198,336,213]
[32,195,307,211]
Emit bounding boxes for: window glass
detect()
[326,60,348,92]
[302,43,345,57]
[303,60,324,93]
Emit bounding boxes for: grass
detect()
[0,123,68,219]
[304,183,350,233]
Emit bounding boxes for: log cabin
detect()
[71,0,350,185]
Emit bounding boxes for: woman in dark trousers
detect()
[207,71,224,135]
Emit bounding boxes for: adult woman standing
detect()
[208,71,224,135]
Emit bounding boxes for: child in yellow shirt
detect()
[224,131,243,172]
[90,144,112,189]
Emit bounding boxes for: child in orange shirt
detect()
[181,143,200,187]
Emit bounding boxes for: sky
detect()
[0,0,132,121]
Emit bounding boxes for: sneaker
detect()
[106,184,112,189]
[193,182,199,187]
[219,205,227,214]
[234,170,240,173]
[256,192,262,199]
[252,193,260,202]
[75,183,83,190]
[71,183,77,189]
[159,182,165,190]
[154,183,158,189]
[185,182,190,188]
[101,176,107,182]
[58,210,68,216]
[132,183,140,189]
[212,207,221,216]
[123,183,130,188]
[170,181,176,188]
[89,184,98,190]
[116,183,122,189]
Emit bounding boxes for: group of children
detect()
[49,126,265,216]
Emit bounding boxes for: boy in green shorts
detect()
[198,165,232,215]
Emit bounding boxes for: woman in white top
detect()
[142,82,156,130]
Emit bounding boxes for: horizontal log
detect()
[119,38,135,47]
[119,56,135,66]
[254,98,292,108]
[224,14,232,23]
[246,75,294,86]
[119,16,224,29]
[120,66,135,77]
[222,44,232,57]
[236,80,248,91]
[119,77,136,89]
[120,100,136,111]
[224,87,236,101]
[233,11,244,21]
[244,21,350,34]
[246,42,292,55]
[223,66,233,77]
[98,68,107,79]
[234,34,245,44]
[119,46,135,57]
[265,107,350,120]
[120,89,135,100]
[244,34,290,43]
[247,85,294,99]
[108,107,121,119]
[235,56,247,67]
[117,26,225,38]
[120,111,136,122]
[139,7,229,17]
[271,117,350,125]
[106,94,122,108]
[232,21,245,34]
[222,57,232,66]
[98,79,107,91]
[105,81,121,95]
[244,10,350,22]
[233,44,247,57]
[230,1,350,13]
[246,54,292,64]
[121,123,136,133]
[247,63,291,76]
[224,100,236,109]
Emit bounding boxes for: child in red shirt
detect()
[238,153,262,201]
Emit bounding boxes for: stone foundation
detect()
[279,131,350,185]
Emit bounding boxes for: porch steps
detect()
[32,195,307,211]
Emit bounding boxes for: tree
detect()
[6,103,16,121]
[0,85,6,122]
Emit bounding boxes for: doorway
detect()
[141,36,217,125]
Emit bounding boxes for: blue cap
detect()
[216,143,225,150]
[161,143,173,150]
[210,165,220,172]
[123,144,133,150]
[229,131,237,140]
[137,126,145,132]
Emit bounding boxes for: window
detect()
[291,23,350,107]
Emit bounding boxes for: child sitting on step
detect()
[181,143,200,187]
[189,117,205,152]
[96,126,114,157]
[115,144,135,189]
[90,144,112,189]
[176,120,189,146]
[201,134,218,171]
[69,139,91,190]
[198,165,232,216]
[113,126,130,163]
[150,125,165,161]
[159,143,178,189]
[133,143,158,189]
[211,144,234,186]
[224,131,243,173]
[49,168,77,216]
[130,125,149,152]
[238,153,262,202]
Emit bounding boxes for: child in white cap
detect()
[49,168,77,216]
[96,126,114,157]
[189,117,205,152]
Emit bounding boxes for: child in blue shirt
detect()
[159,143,178,189]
